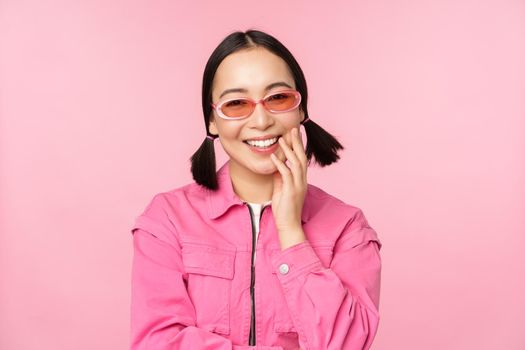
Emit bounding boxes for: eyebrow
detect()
[219,81,293,99]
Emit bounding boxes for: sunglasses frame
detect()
[211,89,302,120]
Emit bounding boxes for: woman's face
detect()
[209,47,305,176]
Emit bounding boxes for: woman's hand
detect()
[269,127,308,249]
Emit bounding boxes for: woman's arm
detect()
[270,209,382,350]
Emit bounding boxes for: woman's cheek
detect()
[276,142,287,162]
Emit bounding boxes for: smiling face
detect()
[209,46,305,176]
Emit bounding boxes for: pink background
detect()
[1,1,524,349]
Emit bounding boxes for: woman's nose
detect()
[250,102,274,127]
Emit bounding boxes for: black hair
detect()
[190,28,344,190]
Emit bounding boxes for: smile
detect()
[244,137,278,148]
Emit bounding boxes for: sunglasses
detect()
[211,89,302,120]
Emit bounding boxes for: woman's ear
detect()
[208,115,218,136]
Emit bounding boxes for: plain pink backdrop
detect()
[1,0,524,349]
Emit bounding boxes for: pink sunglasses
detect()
[211,89,302,120]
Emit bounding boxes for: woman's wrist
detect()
[278,227,306,250]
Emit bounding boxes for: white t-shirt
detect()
[245,200,271,264]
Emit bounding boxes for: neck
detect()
[228,160,273,204]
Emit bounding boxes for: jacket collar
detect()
[206,160,311,224]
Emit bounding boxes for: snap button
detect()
[278,263,289,275]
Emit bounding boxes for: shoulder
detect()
[304,183,363,222]
[305,183,382,250]
[130,181,207,246]
[137,181,205,214]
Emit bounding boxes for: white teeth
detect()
[246,137,278,148]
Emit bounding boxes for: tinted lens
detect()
[220,99,253,118]
[264,92,299,111]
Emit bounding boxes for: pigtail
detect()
[190,135,218,190]
[301,117,344,166]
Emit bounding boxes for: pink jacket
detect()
[130,160,382,350]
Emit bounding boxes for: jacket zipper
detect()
[247,202,268,346]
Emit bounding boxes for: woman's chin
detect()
[252,159,279,175]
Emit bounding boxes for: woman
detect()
[130,29,382,350]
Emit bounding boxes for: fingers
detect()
[278,136,300,168]
[276,127,306,189]
[270,152,292,189]
[290,127,307,178]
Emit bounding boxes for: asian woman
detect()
[130,29,382,350]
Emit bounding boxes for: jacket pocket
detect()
[181,241,236,335]
[270,241,334,334]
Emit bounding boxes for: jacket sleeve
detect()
[130,194,284,350]
[270,208,382,350]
